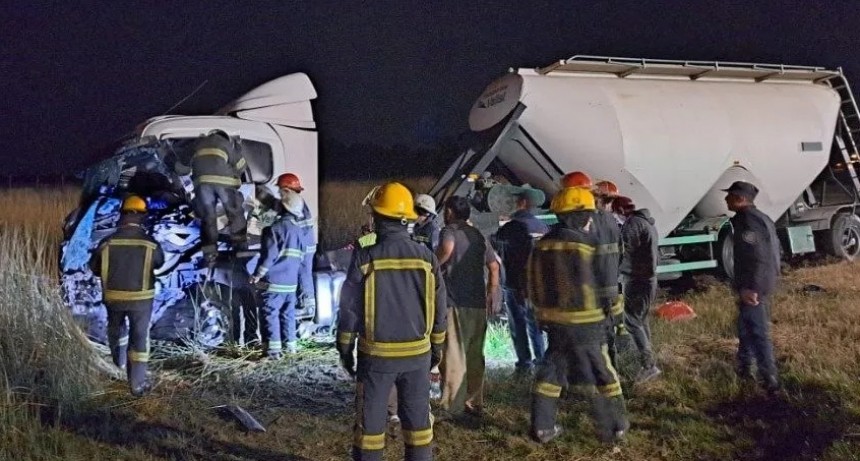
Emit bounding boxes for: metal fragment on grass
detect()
[213,404,267,432]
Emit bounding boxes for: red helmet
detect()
[277,173,303,192]
[560,171,593,189]
[595,180,620,197]
[612,196,635,215]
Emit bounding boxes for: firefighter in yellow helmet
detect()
[90,195,164,396]
[527,187,628,444]
[337,182,447,461]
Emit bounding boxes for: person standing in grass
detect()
[91,195,164,397]
[527,187,628,445]
[723,181,781,394]
[612,196,662,383]
[436,196,502,418]
[337,182,447,461]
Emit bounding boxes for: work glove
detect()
[431,344,443,370]
[339,350,356,378]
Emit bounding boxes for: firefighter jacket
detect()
[592,210,623,318]
[91,221,165,305]
[253,213,308,294]
[191,133,247,188]
[527,215,605,344]
[619,209,659,280]
[337,219,448,373]
[730,205,781,296]
[496,209,549,292]
[412,219,440,251]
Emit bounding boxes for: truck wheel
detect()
[717,228,735,281]
[824,213,860,260]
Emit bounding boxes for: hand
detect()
[431,344,443,369]
[248,276,258,286]
[740,289,760,306]
[486,285,502,316]
[340,351,356,377]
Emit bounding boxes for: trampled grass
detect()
[1,184,859,460]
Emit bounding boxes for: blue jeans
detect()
[737,296,777,380]
[504,288,546,368]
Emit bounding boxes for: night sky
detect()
[3,1,860,177]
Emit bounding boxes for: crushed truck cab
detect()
[60,73,344,348]
[432,55,860,278]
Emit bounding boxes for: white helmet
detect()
[414,194,436,216]
[281,188,305,217]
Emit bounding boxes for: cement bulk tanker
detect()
[431,55,860,277]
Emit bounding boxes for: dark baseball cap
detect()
[722,181,759,199]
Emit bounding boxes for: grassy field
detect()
[1,185,860,460]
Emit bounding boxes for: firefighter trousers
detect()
[353,361,433,461]
[192,184,247,256]
[623,277,657,369]
[439,306,486,414]
[105,300,152,392]
[260,291,297,354]
[532,329,628,442]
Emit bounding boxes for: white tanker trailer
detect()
[430,55,860,278]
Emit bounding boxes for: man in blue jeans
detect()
[495,188,548,372]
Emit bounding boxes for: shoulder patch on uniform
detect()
[742,230,758,244]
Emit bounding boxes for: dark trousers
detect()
[192,184,247,255]
[106,300,152,392]
[504,288,546,369]
[353,362,433,461]
[532,328,627,441]
[622,277,657,368]
[233,290,259,346]
[259,291,297,354]
[736,296,777,379]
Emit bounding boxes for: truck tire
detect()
[824,213,860,260]
[717,228,735,281]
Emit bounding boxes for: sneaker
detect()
[388,414,401,424]
[635,365,662,384]
[286,342,299,354]
[266,351,283,361]
[531,425,563,444]
[763,375,781,396]
[131,381,152,397]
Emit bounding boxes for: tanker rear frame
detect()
[430,55,860,278]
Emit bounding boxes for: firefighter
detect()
[277,173,316,328]
[723,181,781,394]
[614,196,662,383]
[494,188,548,373]
[90,195,164,396]
[249,190,309,358]
[528,187,628,444]
[591,180,626,370]
[190,129,249,265]
[412,194,441,251]
[337,182,447,461]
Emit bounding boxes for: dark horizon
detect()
[3,1,860,177]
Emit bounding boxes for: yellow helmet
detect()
[550,187,596,214]
[121,195,147,213]
[369,182,418,220]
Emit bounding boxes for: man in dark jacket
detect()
[91,195,165,396]
[338,182,447,461]
[190,129,248,264]
[616,196,661,383]
[528,187,628,445]
[495,188,548,372]
[412,193,441,252]
[723,181,781,393]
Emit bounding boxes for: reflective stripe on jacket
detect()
[91,223,164,303]
[191,133,246,187]
[337,221,447,371]
[592,210,622,314]
[253,214,306,292]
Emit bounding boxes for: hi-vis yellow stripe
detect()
[129,351,149,363]
[430,332,446,345]
[194,148,228,162]
[403,428,433,447]
[107,239,158,250]
[196,175,240,186]
[601,344,623,397]
[535,307,606,325]
[235,157,247,170]
[610,295,625,316]
[338,331,356,346]
[595,243,619,255]
[104,289,156,302]
[535,381,562,398]
[354,433,385,451]
[535,240,595,256]
[360,259,436,358]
